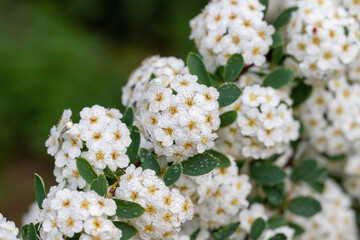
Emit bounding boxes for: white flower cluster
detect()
[0,213,19,240]
[121,56,188,107]
[39,184,121,240]
[135,74,220,161]
[299,77,360,156]
[182,157,251,229]
[189,0,274,72]
[115,165,194,240]
[217,84,299,159]
[283,0,360,82]
[45,105,131,189]
[286,180,357,240]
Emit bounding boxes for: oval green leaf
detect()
[287,222,305,236]
[115,199,145,219]
[204,149,231,168]
[164,163,182,186]
[267,216,287,229]
[113,221,137,240]
[34,174,46,209]
[290,159,317,182]
[287,197,321,217]
[29,223,37,240]
[219,111,237,128]
[187,52,211,86]
[126,126,140,164]
[218,83,242,107]
[76,157,98,185]
[250,218,266,240]
[122,107,134,127]
[274,7,299,29]
[224,54,244,82]
[182,153,220,176]
[250,165,286,185]
[139,148,161,176]
[213,222,240,240]
[263,67,294,89]
[291,82,312,107]
[91,175,108,196]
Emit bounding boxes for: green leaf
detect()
[182,152,220,176]
[269,233,287,240]
[122,107,134,127]
[217,83,242,107]
[126,126,141,164]
[290,160,317,182]
[304,168,327,193]
[22,224,29,240]
[272,47,284,65]
[287,222,305,236]
[287,197,321,217]
[115,199,145,219]
[224,54,244,82]
[274,7,299,29]
[215,66,225,80]
[250,218,266,240]
[213,222,240,240]
[259,0,268,17]
[139,148,161,176]
[187,52,212,86]
[271,32,282,48]
[263,68,294,89]
[90,175,108,196]
[34,174,46,209]
[267,216,287,229]
[76,157,98,185]
[163,163,182,186]
[113,222,137,240]
[29,223,37,240]
[204,150,231,168]
[321,153,346,162]
[219,111,237,128]
[104,167,118,185]
[263,183,285,208]
[291,82,312,107]
[149,73,156,81]
[250,164,286,185]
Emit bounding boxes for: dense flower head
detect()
[38,184,120,240]
[115,165,194,240]
[217,84,299,159]
[189,0,275,72]
[340,0,360,20]
[121,56,188,107]
[135,74,220,162]
[0,214,19,240]
[176,157,251,229]
[45,105,131,189]
[285,180,357,240]
[299,77,360,156]
[282,0,360,82]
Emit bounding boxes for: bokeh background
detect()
[0,0,208,226]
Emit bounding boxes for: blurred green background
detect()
[0,0,208,226]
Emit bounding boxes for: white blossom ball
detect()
[115,165,194,240]
[217,84,299,159]
[282,0,360,83]
[190,0,275,72]
[135,74,220,162]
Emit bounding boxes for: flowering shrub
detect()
[3,0,360,239]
